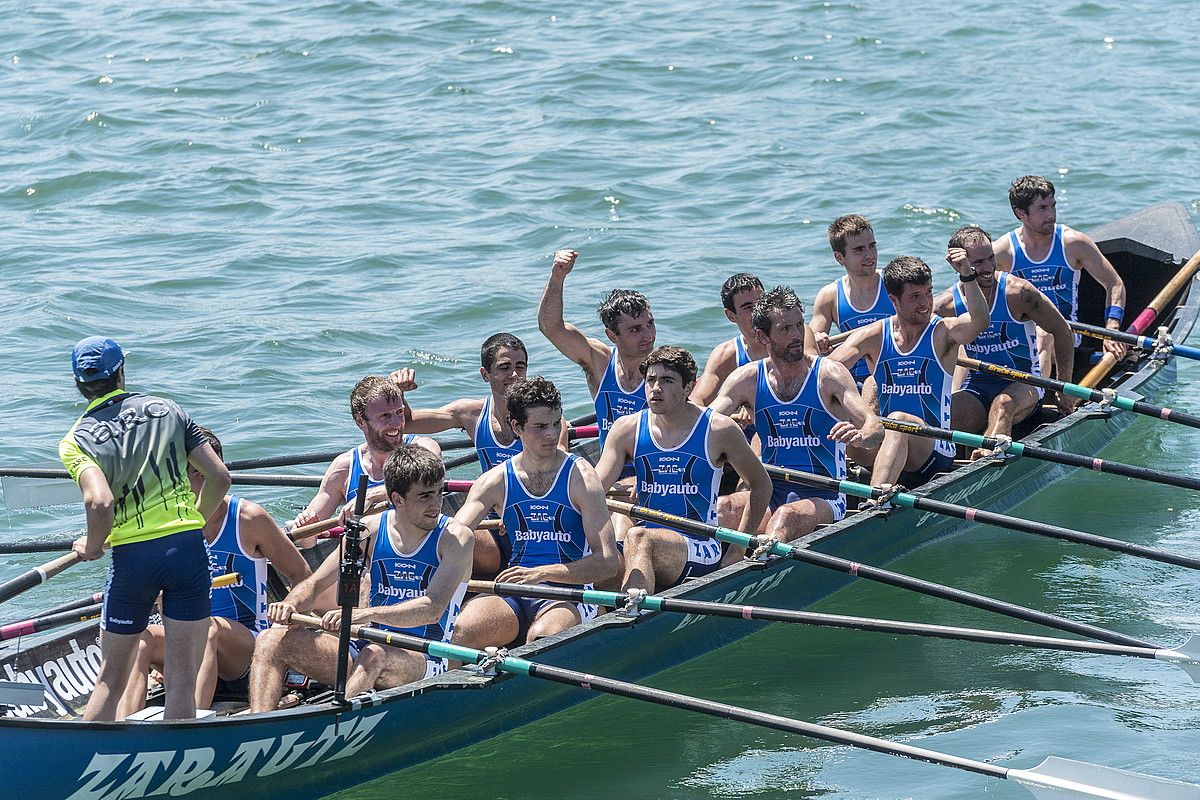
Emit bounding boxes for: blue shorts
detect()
[501,583,597,632]
[899,450,955,489]
[347,638,448,680]
[633,524,726,587]
[957,372,1043,411]
[103,529,211,635]
[768,479,846,521]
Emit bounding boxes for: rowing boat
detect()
[1,203,1197,800]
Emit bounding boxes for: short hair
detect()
[720,273,764,312]
[384,444,446,498]
[948,225,993,250]
[597,289,651,333]
[751,286,805,336]
[882,256,932,297]
[827,214,873,254]
[1009,175,1055,213]
[480,333,527,371]
[506,376,562,425]
[75,368,123,401]
[195,425,224,461]
[349,376,403,421]
[639,345,697,385]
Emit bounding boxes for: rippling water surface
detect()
[2,1,1200,797]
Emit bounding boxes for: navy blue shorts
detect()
[501,583,597,633]
[103,529,211,635]
[957,372,1043,411]
[899,450,955,489]
[768,479,846,521]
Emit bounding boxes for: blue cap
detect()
[72,337,125,383]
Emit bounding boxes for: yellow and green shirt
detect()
[59,390,207,547]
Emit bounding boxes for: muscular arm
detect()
[810,283,837,354]
[593,414,638,491]
[294,453,351,526]
[932,288,958,319]
[709,364,757,418]
[829,321,882,374]
[1067,229,1126,314]
[452,467,506,531]
[76,468,115,557]
[404,398,482,436]
[823,361,883,450]
[241,499,313,587]
[713,415,771,533]
[943,276,990,347]
[189,442,232,522]
[537,250,611,390]
[352,521,473,630]
[1016,279,1076,383]
[692,340,736,406]
[992,235,1014,271]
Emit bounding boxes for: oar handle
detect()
[0,551,83,605]
[287,501,388,540]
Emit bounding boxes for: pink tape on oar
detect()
[318,527,345,540]
[741,606,753,620]
[0,620,35,640]
[1161,408,1173,420]
[445,480,475,494]
[570,425,599,440]
[1129,308,1158,334]
[964,509,977,521]
[849,562,860,576]
[1092,458,1104,471]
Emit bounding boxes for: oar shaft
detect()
[0,538,79,555]
[0,552,81,605]
[1074,322,1200,362]
[0,602,102,641]
[6,592,104,623]
[608,501,1155,649]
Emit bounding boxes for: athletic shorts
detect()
[103,529,210,635]
[631,525,725,587]
[501,583,597,632]
[768,479,846,521]
[957,372,1043,411]
[899,450,955,489]
[347,638,447,680]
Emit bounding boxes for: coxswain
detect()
[248,445,473,711]
[994,175,1128,373]
[596,346,771,592]
[117,426,313,717]
[712,288,882,542]
[60,336,231,721]
[451,377,619,647]
[934,226,1078,458]
[833,256,989,488]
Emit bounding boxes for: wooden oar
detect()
[1080,247,1200,387]
[960,356,1200,430]
[880,418,1200,492]
[292,613,1200,799]
[1071,320,1200,362]
[764,463,1200,571]
[607,500,1154,648]
[470,580,1200,681]
[0,552,81,605]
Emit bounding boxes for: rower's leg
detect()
[594,511,633,592]
[451,594,520,650]
[249,625,348,712]
[621,526,688,594]
[716,491,769,563]
[872,413,933,487]
[767,498,834,543]
[471,528,503,579]
[527,602,582,642]
[115,626,165,720]
[345,643,426,696]
[984,383,1040,443]
[951,389,987,435]
[85,630,143,721]
[161,615,211,720]
[198,617,256,709]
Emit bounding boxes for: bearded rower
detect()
[249,445,473,711]
[834,256,989,488]
[292,375,441,533]
[596,346,772,592]
[712,288,882,542]
[537,249,655,446]
[118,426,312,717]
[994,175,1128,373]
[934,226,1078,459]
[452,377,619,647]
[692,273,768,405]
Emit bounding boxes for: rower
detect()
[810,214,895,381]
[712,288,882,542]
[292,375,441,535]
[833,256,989,488]
[993,175,1128,374]
[117,426,312,717]
[451,377,619,647]
[934,226,1079,458]
[248,445,473,711]
[60,337,231,721]
[692,273,768,405]
[395,333,569,577]
[595,346,771,592]
[537,249,655,446]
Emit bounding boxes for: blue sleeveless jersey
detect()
[474,395,522,471]
[207,496,269,632]
[369,511,466,642]
[595,351,646,445]
[1008,224,1078,321]
[874,318,954,458]
[633,408,722,530]
[732,335,753,367]
[952,272,1039,376]
[345,440,414,502]
[502,454,591,568]
[835,273,895,381]
[753,358,846,480]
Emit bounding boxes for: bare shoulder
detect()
[441,515,477,546]
[814,279,839,306]
[607,411,639,439]
[569,455,605,495]
[412,435,442,456]
[932,287,956,316]
[237,497,279,530]
[322,451,353,481]
[704,338,736,370]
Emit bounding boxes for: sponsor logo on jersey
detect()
[879,383,933,396]
[514,530,573,544]
[639,481,700,497]
[765,435,823,449]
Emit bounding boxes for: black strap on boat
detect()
[333,474,370,706]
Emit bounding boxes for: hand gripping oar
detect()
[470,580,1200,682]
[0,551,81,605]
[606,500,1154,648]
[1071,320,1200,363]
[764,463,1200,572]
[291,613,1200,800]
[0,572,242,641]
[959,356,1200,430]
[879,418,1200,493]
[1080,247,1200,388]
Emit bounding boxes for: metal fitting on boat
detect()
[478,646,508,676]
[749,535,780,561]
[621,588,648,616]
[1153,326,1175,359]
[1099,388,1118,410]
[990,434,1014,458]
